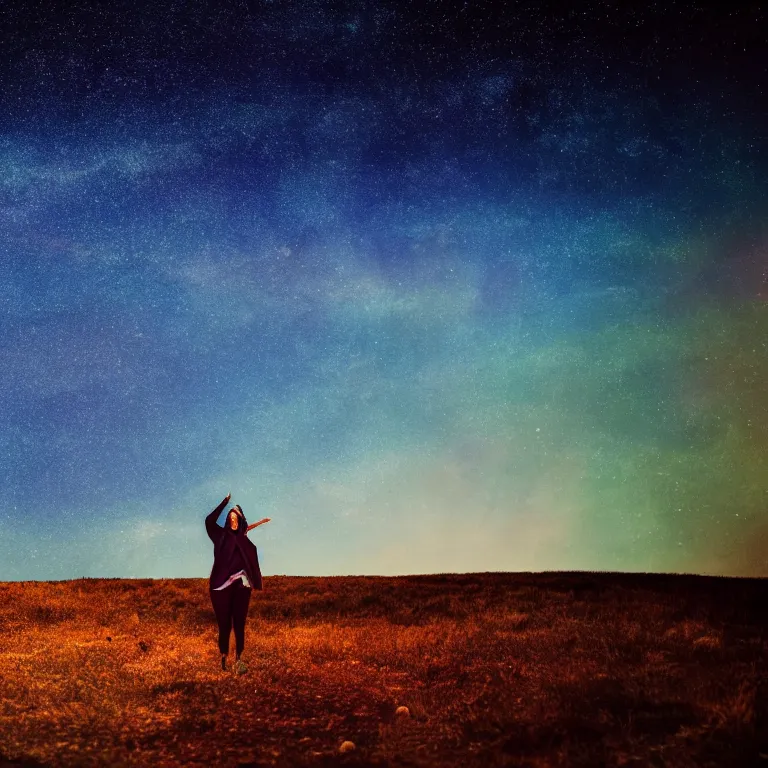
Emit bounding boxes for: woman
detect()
[205,493,270,673]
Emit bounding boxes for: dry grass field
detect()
[0,572,766,767]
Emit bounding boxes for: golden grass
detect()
[0,572,765,767]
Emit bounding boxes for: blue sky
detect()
[1,2,767,579]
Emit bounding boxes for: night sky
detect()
[2,2,767,580]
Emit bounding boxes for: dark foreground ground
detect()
[0,572,766,767]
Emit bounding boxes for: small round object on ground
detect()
[395,706,410,717]
[339,740,355,753]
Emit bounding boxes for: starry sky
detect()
[1,2,767,580]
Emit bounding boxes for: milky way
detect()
[1,3,767,579]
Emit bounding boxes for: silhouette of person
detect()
[205,493,270,673]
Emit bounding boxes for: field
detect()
[0,572,766,767]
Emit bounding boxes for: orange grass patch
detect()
[0,572,766,767]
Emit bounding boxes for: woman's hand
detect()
[224,492,231,504]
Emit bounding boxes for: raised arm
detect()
[246,518,271,533]
[205,493,231,543]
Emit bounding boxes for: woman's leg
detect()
[210,587,235,660]
[231,583,252,659]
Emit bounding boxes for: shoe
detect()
[235,659,247,676]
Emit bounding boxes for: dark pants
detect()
[209,581,251,657]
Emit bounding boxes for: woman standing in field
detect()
[205,493,270,674]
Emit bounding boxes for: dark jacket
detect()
[205,497,263,591]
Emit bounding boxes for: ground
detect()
[0,572,766,767]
